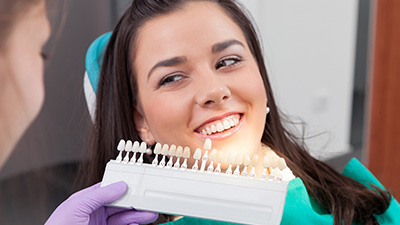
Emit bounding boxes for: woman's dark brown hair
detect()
[79,0,391,224]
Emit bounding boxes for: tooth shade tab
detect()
[270,156,279,168]
[169,145,177,156]
[154,143,162,154]
[117,139,126,151]
[278,158,287,170]
[139,142,147,153]
[132,141,140,152]
[209,149,217,161]
[227,152,236,164]
[161,144,169,155]
[204,138,212,150]
[251,154,259,167]
[183,147,191,158]
[193,148,202,160]
[243,155,251,166]
[235,154,243,165]
[125,140,133,151]
[176,146,183,157]
[217,151,224,162]
[263,156,271,168]
[274,168,281,179]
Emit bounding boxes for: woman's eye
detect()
[216,57,242,69]
[159,74,184,87]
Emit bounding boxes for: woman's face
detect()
[0,0,50,164]
[134,2,267,162]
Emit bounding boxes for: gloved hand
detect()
[45,181,158,225]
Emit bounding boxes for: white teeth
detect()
[211,124,217,133]
[228,119,235,127]
[223,120,230,129]
[199,116,240,136]
[216,123,224,132]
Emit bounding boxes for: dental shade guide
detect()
[192,148,202,172]
[268,156,279,181]
[277,158,288,181]
[151,143,161,166]
[136,142,146,165]
[129,141,139,164]
[159,144,168,168]
[261,155,271,180]
[166,144,176,168]
[173,146,183,169]
[233,153,243,176]
[248,154,259,179]
[200,138,212,172]
[101,139,292,225]
[116,139,125,162]
[207,149,217,173]
[122,140,132,163]
[214,151,224,174]
[241,154,251,177]
[180,147,190,171]
[226,152,236,175]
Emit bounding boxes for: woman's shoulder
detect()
[342,158,383,189]
[342,158,400,225]
[282,158,400,225]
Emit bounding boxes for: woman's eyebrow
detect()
[148,56,187,79]
[211,39,244,54]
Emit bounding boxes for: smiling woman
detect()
[81,0,397,224]
[133,3,267,162]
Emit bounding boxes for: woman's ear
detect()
[133,110,156,145]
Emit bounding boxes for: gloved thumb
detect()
[73,181,128,215]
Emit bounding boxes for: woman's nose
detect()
[195,71,231,107]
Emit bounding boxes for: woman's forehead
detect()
[133,2,248,71]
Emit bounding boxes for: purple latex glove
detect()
[45,181,158,225]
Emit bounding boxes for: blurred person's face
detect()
[0,0,50,166]
[133,2,267,167]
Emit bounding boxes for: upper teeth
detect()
[200,117,239,135]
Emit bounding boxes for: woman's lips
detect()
[195,113,243,140]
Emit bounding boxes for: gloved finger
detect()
[107,210,159,225]
[75,181,128,215]
[106,206,133,216]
